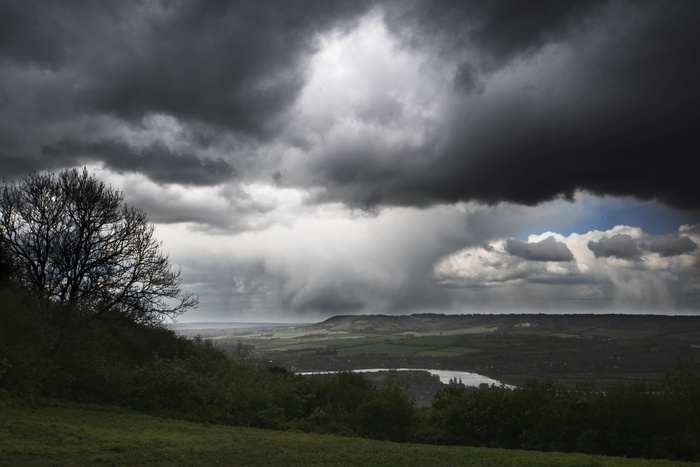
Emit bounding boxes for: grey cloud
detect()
[309,1,700,211]
[0,154,47,180]
[528,275,590,286]
[0,0,371,183]
[209,204,527,317]
[384,0,607,71]
[2,0,700,215]
[641,235,697,257]
[683,224,700,235]
[42,140,236,186]
[280,285,367,314]
[587,232,698,260]
[0,0,371,133]
[506,237,574,262]
[0,1,100,70]
[453,61,482,94]
[77,1,372,135]
[588,234,641,260]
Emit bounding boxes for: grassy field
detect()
[336,342,433,357]
[1,398,696,467]
[415,346,481,357]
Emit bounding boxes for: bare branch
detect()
[0,168,198,351]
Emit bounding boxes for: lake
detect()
[299,368,513,388]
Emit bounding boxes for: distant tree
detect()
[0,168,197,354]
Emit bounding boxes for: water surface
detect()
[300,368,513,388]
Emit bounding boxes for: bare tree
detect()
[0,168,197,353]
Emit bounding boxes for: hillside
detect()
[1,398,694,467]
[317,313,700,336]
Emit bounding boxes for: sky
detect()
[1,0,699,322]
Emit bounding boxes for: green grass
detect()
[404,326,498,337]
[270,343,327,352]
[1,399,695,466]
[337,343,433,357]
[398,335,456,346]
[580,328,658,339]
[313,335,379,346]
[415,346,481,357]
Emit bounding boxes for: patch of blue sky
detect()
[514,195,700,241]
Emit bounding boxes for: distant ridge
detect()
[317,313,700,335]
[168,321,304,330]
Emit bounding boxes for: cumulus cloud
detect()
[434,225,700,313]
[586,231,698,261]
[588,234,642,260]
[506,237,574,262]
[641,235,697,257]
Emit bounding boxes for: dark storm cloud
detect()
[0,0,371,131]
[314,1,700,211]
[453,61,482,94]
[0,0,98,69]
[80,1,360,132]
[383,0,607,70]
[79,0,371,135]
[42,140,235,186]
[505,237,574,262]
[588,234,641,260]
[641,235,697,258]
[2,0,699,214]
[0,0,372,180]
[0,153,46,180]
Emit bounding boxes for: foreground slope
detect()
[1,398,696,467]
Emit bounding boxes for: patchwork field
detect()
[177,313,700,388]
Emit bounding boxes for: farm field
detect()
[184,313,700,388]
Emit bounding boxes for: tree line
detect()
[1,168,699,461]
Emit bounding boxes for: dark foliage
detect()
[427,366,700,460]
[1,285,699,459]
[0,168,197,355]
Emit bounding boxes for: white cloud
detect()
[434,224,700,312]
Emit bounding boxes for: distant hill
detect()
[317,313,700,336]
